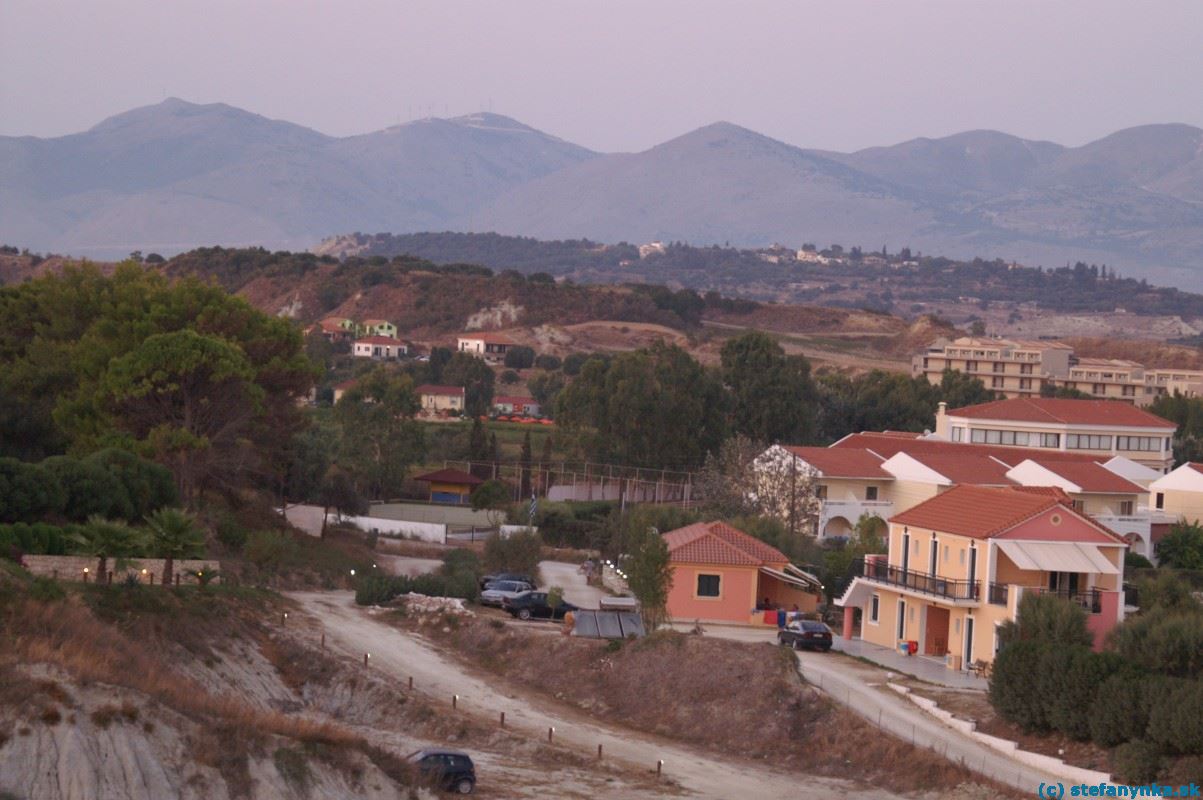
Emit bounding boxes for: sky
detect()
[3,0,1203,153]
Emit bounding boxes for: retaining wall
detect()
[21,555,222,585]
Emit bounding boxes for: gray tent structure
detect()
[572,609,646,639]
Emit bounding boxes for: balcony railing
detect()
[1037,587,1102,614]
[861,558,980,601]
[987,582,1009,606]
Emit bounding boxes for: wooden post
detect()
[363,653,369,667]
[547,726,554,743]
[452,694,458,709]
[657,760,663,777]
[408,676,413,690]
[597,743,603,760]
[499,711,505,728]
[320,633,325,649]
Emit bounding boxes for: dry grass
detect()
[421,618,988,794]
[0,591,412,796]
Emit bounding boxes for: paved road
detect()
[537,560,608,608]
[290,591,899,800]
[792,649,1065,792]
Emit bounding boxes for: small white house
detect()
[352,336,406,360]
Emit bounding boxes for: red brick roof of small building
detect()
[459,332,517,345]
[412,468,483,486]
[415,384,465,397]
[783,446,888,479]
[946,397,1175,429]
[494,395,537,406]
[663,521,789,566]
[891,485,1069,539]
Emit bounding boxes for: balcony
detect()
[860,558,980,602]
[987,582,1009,606]
[818,499,894,538]
[1036,586,1102,614]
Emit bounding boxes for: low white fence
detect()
[337,514,447,544]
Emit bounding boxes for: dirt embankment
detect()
[409,616,1001,797]
[0,571,660,800]
[1064,337,1203,370]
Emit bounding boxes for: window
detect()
[897,600,906,640]
[865,486,879,501]
[1156,492,1165,510]
[992,362,1004,373]
[1072,500,1085,513]
[966,360,979,372]
[869,595,880,623]
[1039,433,1060,448]
[1020,378,1033,390]
[952,426,965,442]
[1120,501,1134,516]
[1092,383,1106,395]
[816,485,828,500]
[970,429,986,443]
[1067,434,1113,450]
[992,376,1004,389]
[696,574,721,597]
[1020,364,1033,375]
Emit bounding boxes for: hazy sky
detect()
[4,0,1203,153]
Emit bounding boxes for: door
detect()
[896,599,906,641]
[929,537,938,576]
[924,606,950,656]
[964,617,975,665]
[901,531,910,573]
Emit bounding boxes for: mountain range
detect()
[3,99,1203,286]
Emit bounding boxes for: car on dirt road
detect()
[406,748,476,794]
[778,619,834,651]
[502,590,578,621]
[479,579,535,607]
[478,572,536,591]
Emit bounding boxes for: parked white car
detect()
[480,580,535,607]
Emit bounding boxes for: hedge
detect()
[0,522,85,557]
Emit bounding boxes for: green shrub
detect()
[0,458,64,523]
[215,513,248,551]
[1112,609,1203,677]
[482,530,541,576]
[1046,649,1122,740]
[440,548,480,579]
[243,530,297,571]
[1090,674,1151,747]
[1148,678,1203,755]
[0,522,82,557]
[997,592,1093,648]
[990,641,1051,731]
[354,573,479,606]
[28,576,66,602]
[1112,740,1163,783]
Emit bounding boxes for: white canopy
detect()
[994,540,1119,575]
[760,565,822,592]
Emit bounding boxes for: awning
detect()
[760,565,822,593]
[994,540,1119,575]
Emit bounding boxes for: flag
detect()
[529,492,538,525]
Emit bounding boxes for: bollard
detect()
[282,612,288,625]
[408,676,413,690]
[657,759,663,778]
[499,711,505,728]
[175,574,180,587]
[363,652,370,667]
[320,633,325,649]
[548,726,554,743]
[597,743,603,760]
[452,694,458,709]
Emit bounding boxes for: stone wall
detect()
[20,555,222,585]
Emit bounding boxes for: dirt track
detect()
[290,591,903,800]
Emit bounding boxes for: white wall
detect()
[339,514,447,544]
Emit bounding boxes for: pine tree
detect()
[520,431,532,499]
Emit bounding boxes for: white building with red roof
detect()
[352,335,407,360]
[935,397,1176,473]
[457,332,517,363]
[415,384,465,415]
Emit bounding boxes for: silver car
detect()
[479,580,535,607]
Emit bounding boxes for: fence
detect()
[441,459,697,506]
[21,555,221,585]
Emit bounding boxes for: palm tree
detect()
[83,516,145,584]
[145,508,205,586]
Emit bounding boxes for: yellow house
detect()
[413,468,484,505]
[837,485,1127,669]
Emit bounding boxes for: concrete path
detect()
[290,591,900,800]
[537,560,608,609]
[792,649,1062,792]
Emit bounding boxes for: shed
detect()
[413,468,484,505]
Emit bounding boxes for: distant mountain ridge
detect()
[2,99,1202,286]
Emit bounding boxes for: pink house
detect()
[662,521,822,626]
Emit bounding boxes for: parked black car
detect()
[778,619,833,651]
[479,572,536,591]
[502,590,578,621]
[406,748,476,794]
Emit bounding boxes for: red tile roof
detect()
[783,446,888,479]
[902,452,1015,485]
[945,398,1175,429]
[459,332,517,345]
[890,485,1066,539]
[355,336,404,345]
[415,384,465,397]
[494,395,538,406]
[663,521,789,566]
[1187,463,1203,475]
[832,432,1104,466]
[1022,459,1145,494]
[412,468,483,486]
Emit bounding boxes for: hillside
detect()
[0,100,594,259]
[4,100,1203,283]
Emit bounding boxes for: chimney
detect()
[937,401,947,415]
